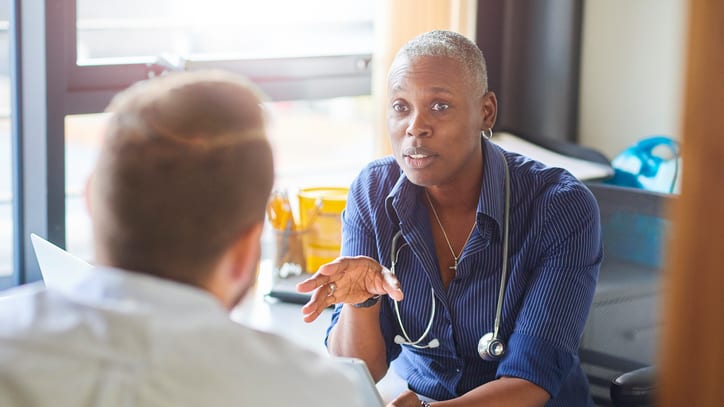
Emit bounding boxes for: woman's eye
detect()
[432,103,449,111]
[392,103,408,112]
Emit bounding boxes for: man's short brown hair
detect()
[91,70,274,284]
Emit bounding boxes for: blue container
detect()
[605,136,680,194]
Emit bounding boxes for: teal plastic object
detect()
[605,136,680,194]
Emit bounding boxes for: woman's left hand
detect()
[296,255,403,322]
[386,390,426,407]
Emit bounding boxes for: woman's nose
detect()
[406,110,430,138]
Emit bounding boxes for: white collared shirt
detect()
[0,267,366,407]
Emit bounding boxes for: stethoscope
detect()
[390,150,511,362]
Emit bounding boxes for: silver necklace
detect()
[425,190,477,271]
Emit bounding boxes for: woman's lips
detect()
[403,147,436,169]
[405,155,434,169]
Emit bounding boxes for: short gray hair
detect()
[394,30,488,94]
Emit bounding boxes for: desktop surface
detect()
[231,260,407,402]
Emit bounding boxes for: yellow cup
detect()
[297,187,349,273]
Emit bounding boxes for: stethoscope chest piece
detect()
[477,332,505,361]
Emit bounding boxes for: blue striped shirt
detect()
[327,139,602,406]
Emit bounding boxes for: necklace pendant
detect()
[449,259,458,271]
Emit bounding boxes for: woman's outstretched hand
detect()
[386,390,426,407]
[296,256,403,322]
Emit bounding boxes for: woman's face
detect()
[387,55,496,189]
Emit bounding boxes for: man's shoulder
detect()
[199,327,367,405]
[0,286,365,406]
[224,327,344,374]
[0,283,64,335]
[0,281,45,303]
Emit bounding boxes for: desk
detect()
[230,261,407,402]
[230,261,331,354]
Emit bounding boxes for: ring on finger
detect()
[327,282,336,297]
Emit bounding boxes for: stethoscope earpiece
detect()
[477,332,505,361]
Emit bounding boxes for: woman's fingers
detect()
[300,281,339,323]
[297,256,405,324]
[295,274,328,294]
[380,266,404,301]
[295,261,341,293]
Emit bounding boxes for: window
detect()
[266,96,375,190]
[64,113,106,260]
[0,0,12,285]
[69,1,373,102]
[77,0,374,64]
[0,1,377,287]
[64,97,375,260]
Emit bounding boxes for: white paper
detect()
[31,233,93,291]
[492,132,614,181]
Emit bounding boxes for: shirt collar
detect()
[384,171,417,227]
[63,266,228,316]
[384,138,510,241]
[479,138,509,241]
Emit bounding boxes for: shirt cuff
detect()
[496,332,576,397]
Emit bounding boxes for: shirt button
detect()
[456,369,461,373]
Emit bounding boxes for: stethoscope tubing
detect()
[390,148,511,352]
[492,149,511,339]
[390,233,437,348]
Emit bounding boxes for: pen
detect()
[267,190,294,230]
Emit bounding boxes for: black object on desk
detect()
[266,273,313,305]
[266,290,312,305]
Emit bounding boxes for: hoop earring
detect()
[481,128,493,140]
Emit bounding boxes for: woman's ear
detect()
[84,173,94,217]
[481,91,498,130]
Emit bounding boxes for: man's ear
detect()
[480,91,498,130]
[228,221,264,282]
[85,173,94,217]
[204,221,265,310]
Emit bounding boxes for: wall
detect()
[477,0,583,144]
[578,0,687,159]
[498,0,583,143]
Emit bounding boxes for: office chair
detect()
[610,366,655,407]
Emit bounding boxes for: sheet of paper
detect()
[492,132,614,181]
[31,233,93,291]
